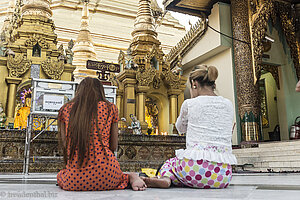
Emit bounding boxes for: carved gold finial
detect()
[22,0,52,18]
[132,0,156,38]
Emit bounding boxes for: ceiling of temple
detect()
[164,0,230,16]
[164,0,298,17]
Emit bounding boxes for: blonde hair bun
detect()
[207,66,218,82]
[189,65,218,88]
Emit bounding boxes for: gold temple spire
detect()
[130,0,162,63]
[132,0,157,38]
[72,0,97,82]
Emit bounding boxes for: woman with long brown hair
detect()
[57,77,146,191]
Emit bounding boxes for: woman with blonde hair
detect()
[57,77,146,191]
[142,65,237,189]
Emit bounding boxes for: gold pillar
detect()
[137,85,149,134]
[116,89,124,118]
[178,92,184,114]
[231,0,261,142]
[5,77,22,124]
[123,78,136,122]
[169,95,177,124]
[168,89,181,125]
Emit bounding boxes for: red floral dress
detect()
[57,101,128,191]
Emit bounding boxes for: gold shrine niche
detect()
[0,0,75,126]
[114,0,186,135]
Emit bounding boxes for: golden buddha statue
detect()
[14,92,31,130]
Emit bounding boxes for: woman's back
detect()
[59,101,118,168]
[175,95,236,164]
[184,96,234,148]
[57,101,129,191]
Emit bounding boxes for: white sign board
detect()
[31,78,77,116]
[103,85,117,104]
[43,95,65,110]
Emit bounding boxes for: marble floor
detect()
[0,173,300,200]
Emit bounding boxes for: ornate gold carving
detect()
[118,50,125,64]
[138,146,150,160]
[117,146,124,159]
[231,0,261,118]
[250,1,300,80]
[146,45,163,62]
[109,72,123,89]
[125,146,137,160]
[275,2,300,79]
[151,147,163,160]
[7,54,32,78]
[152,74,161,89]
[261,64,280,89]
[41,58,64,80]
[250,0,274,83]
[162,70,181,89]
[25,34,49,49]
[136,67,156,86]
[0,130,187,172]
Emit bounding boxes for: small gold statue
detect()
[0,102,6,128]
[14,90,31,129]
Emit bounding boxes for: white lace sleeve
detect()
[175,100,188,134]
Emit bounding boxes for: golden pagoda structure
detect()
[0,0,75,125]
[116,0,186,135]
[72,0,98,82]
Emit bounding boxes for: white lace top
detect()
[175,96,237,164]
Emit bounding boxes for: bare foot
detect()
[141,176,171,188]
[129,173,147,191]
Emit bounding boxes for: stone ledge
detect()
[0,130,185,172]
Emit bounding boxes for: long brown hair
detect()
[59,77,111,168]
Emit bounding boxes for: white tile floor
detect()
[0,173,300,200]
